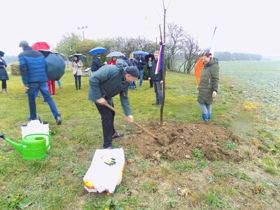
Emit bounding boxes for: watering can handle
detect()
[24,133,51,148]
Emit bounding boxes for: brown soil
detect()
[121,122,243,162]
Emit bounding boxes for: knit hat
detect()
[204,48,212,57]
[125,66,139,78]
[19,40,29,48]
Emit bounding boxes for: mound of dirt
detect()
[121,122,243,162]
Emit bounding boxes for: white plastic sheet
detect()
[83,148,125,194]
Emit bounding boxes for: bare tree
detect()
[179,35,200,74]
[166,23,185,71]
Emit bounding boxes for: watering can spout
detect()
[2,136,24,154]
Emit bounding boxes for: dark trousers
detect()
[1,80,6,89]
[147,68,153,88]
[95,102,116,148]
[74,74,81,90]
[153,81,163,104]
[149,79,153,88]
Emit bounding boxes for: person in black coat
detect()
[145,53,155,88]
[90,54,103,72]
[148,51,163,105]
[136,55,146,87]
[127,53,138,89]
[0,51,9,93]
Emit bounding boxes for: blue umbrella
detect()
[88,47,107,56]
[132,50,149,56]
[0,50,5,57]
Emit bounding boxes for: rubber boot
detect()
[207,113,211,120]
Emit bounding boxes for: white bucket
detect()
[83,148,125,194]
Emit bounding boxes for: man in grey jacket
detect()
[88,59,139,148]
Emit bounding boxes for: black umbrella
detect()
[145,53,155,61]
[69,53,87,62]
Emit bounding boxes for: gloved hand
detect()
[96,98,107,105]
[212,91,217,98]
[126,115,134,123]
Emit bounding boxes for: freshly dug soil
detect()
[121,122,243,161]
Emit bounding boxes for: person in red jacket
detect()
[107,56,117,65]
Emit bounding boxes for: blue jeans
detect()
[139,70,144,86]
[153,81,163,104]
[199,103,212,121]
[27,82,60,120]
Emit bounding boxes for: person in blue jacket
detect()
[88,59,139,149]
[0,51,9,93]
[18,41,62,124]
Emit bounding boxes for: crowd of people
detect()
[1,43,219,149]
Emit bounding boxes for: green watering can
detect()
[0,133,51,160]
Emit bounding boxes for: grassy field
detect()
[0,62,279,209]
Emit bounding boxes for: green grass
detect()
[191,148,204,159]
[205,190,224,208]
[0,62,280,209]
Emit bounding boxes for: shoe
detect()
[103,146,113,149]
[112,132,124,139]
[202,114,209,122]
[56,116,62,125]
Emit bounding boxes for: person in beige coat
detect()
[72,55,83,90]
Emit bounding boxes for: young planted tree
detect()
[160,0,167,125]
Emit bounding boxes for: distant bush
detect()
[10,63,20,76]
[214,51,262,61]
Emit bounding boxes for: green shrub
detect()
[9,63,20,76]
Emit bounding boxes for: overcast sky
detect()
[1,0,279,57]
